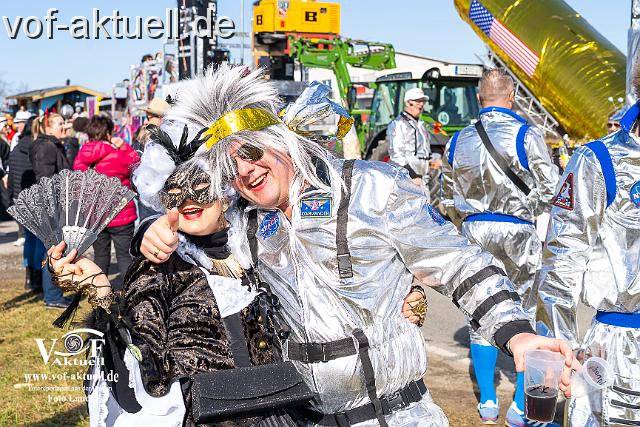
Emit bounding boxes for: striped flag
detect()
[278,1,289,18]
[469,0,540,77]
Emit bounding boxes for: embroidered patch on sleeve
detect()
[631,181,640,208]
[300,196,332,218]
[427,204,447,225]
[551,173,574,210]
[259,211,280,239]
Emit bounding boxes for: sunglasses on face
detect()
[234,144,264,162]
[223,144,265,181]
[608,122,620,129]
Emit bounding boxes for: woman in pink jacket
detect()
[74,115,139,289]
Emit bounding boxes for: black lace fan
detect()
[8,169,136,257]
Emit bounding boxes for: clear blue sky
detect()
[0,1,630,93]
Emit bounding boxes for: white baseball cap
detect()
[14,110,32,123]
[404,88,429,103]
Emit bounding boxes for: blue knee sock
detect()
[470,343,498,403]
[515,372,525,412]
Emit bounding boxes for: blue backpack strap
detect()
[584,140,616,207]
[447,131,460,166]
[515,124,530,171]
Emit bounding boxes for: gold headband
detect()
[203,108,279,149]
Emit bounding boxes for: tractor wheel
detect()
[368,139,391,162]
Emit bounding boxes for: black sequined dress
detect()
[86,230,293,427]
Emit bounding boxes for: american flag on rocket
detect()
[469,0,540,77]
[278,1,289,18]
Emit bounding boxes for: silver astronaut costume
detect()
[250,156,535,426]
[387,112,432,179]
[533,103,640,427]
[441,107,559,345]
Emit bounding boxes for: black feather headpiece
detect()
[146,124,210,165]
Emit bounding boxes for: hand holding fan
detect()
[8,168,136,258]
[8,169,135,328]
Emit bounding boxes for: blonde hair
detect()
[32,113,63,139]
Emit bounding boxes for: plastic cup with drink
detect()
[524,350,565,422]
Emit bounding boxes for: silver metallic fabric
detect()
[462,221,541,345]
[567,322,640,427]
[533,109,640,426]
[441,107,557,345]
[387,112,433,178]
[281,80,353,141]
[251,157,530,426]
[441,107,559,225]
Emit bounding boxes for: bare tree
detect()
[0,72,29,111]
[0,72,11,102]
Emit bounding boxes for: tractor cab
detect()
[363,63,482,160]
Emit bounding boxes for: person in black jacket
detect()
[31,113,70,182]
[8,117,36,202]
[7,116,42,292]
[30,113,71,308]
[0,117,10,176]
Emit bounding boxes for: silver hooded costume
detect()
[533,103,640,427]
[250,156,536,426]
[441,107,559,345]
[387,112,433,179]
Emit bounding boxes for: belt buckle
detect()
[385,390,407,413]
[307,342,330,363]
[299,343,309,363]
[319,343,329,363]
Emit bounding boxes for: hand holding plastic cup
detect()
[524,350,565,422]
[571,356,613,397]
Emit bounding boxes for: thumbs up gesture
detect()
[141,209,180,263]
[167,208,179,233]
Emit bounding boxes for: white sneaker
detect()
[13,237,25,247]
[478,399,499,424]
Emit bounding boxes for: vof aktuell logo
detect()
[2,5,236,40]
[35,328,104,367]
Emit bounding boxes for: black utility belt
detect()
[300,379,427,427]
[286,336,357,363]
[287,329,409,427]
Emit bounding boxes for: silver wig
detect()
[165,63,339,207]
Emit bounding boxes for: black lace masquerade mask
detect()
[159,167,216,209]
